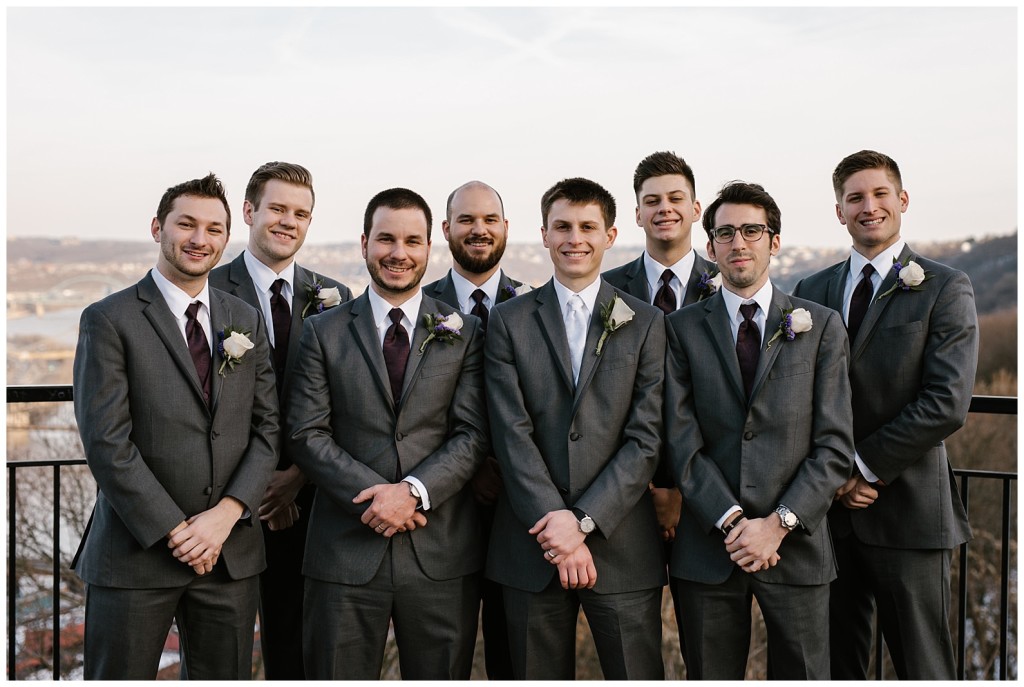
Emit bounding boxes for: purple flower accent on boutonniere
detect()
[877,258,932,300]
[765,307,813,351]
[301,274,343,318]
[696,271,722,301]
[418,312,463,355]
[498,283,534,303]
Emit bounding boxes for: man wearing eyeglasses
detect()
[792,150,978,679]
[664,181,853,679]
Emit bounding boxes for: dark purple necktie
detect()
[653,269,677,315]
[736,302,760,399]
[185,302,212,406]
[383,308,410,403]
[269,278,291,387]
[470,289,489,332]
[847,263,875,344]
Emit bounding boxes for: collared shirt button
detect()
[570,432,582,441]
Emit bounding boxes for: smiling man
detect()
[485,177,667,679]
[422,180,524,678]
[209,161,351,679]
[793,150,978,679]
[72,174,278,679]
[287,187,488,679]
[665,181,853,679]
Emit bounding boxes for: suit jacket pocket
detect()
[419,361,461,379]
[876,320,924,338]
[598,353,636,372]
[768,361,811,379]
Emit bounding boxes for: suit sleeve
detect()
[858,272,979,484]
[221,312,279,516]
[406,319,488,505]
[574,311,665,537]
[285,317,392,514]
[485,306,566,525]
[778,309,855,532]
[665,318,740,533]
[73,306,186,549]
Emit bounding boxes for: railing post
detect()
[52,465,61,681]
[957,474,970,680]
[8,466,17,680]
[999,478,1011,680]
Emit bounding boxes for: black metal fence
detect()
[6,386,1018,680]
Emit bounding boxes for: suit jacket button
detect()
[569,432,581,441]
[743,431,754,440]
[396,432,404,441]
[203,487,212,495]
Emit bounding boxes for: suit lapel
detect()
[533,281,575,395]
[748,289,789,404]
[208,290,228,411]
[702,293,747,406]
[349,293,396,409]
[623,255,650,301]
[682,253,714,306]
[399,298,433,402]
[434,272,460,309]
[138,273,211,413]
[825,260,848,314]
[287,264,315,379]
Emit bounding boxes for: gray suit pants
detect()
[83,567,259,680]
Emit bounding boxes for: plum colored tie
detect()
[383,308,409,403]
[269,279,291,388]
[653,269,677,315]
[470,289,489,332]
[847,264,875,344]
[185,302,212,406]
[736,303,760,399]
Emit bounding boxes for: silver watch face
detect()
[579,515,596,534]
[777,508,797,529]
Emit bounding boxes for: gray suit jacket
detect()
[792,244,977,549]
[602,251,716,307]
[72,271,279,587]
[422,268,523,309]
[210,253,352,468]
[665,288,854,586]
[286,291,489,585]
[484,279,667,594]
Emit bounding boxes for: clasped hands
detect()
[257,465,306,531]
[834,475,880,509]
[167,496,245,576]
[354,482,427,538]
[531,509,596,590]
[724,515,787,574]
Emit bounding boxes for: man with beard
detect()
[210,161,352,679]
[72,173,278,679]
[423,180,524,678]
[287,187,489,679]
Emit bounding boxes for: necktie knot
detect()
[654,269,678,314]
[270,278,286,298]
[389,308,404,326]
[861,263,876,281]
[471,289,487,306]
[739,302,759,322]
[185,301,201,322]
[660,269,675,287]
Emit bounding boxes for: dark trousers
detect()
[503,579,664,680]
[303,533,480,680]
[83,567,259,680]
[476,502,514,679]
[674,570,830,680]
[830,535,956,679]
[258,484,313,680]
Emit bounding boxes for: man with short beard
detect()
[287,187,488,679]
[423,180,525,678]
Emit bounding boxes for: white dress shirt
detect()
[643,250,696,310]
[243,250,296,349]
[449,269,503,315]
[150,267,212,353]
[551,277,602,382]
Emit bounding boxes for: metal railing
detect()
[6,386,1018,680]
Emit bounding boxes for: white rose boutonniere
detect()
[302,274,343,318]
[217,327,255,376]
[498,283,534,303]
[877,258,932,300]
[418,311,463,355]
[595,294,635,355]
[696,271,721,301]
[766,307,813,350]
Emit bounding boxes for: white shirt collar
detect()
[450,269,503,313]
[150,267,211,319]
[850,239,906,283]
[720,279,774,325]
[243,250,295,297]
[643,250,695,291]
[552,276,603,317]
[367,285,423,333]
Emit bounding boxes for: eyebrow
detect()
[642,189,687,199]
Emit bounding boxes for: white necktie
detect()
[565,294,587,383]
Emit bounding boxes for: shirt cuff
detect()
[402,476,431,511]
[855,451,881,483]
[715,505,743,532]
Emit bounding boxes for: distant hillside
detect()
[7,232,1016,315]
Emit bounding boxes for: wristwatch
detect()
[406,481,423,508]
[774,504,799,531]
[573,509,596,535]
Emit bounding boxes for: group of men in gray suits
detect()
[71,149,977,680]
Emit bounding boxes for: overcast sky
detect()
[6,5,1018,250]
